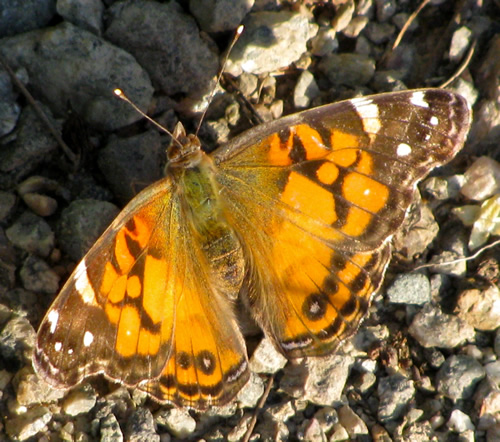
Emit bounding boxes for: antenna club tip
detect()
[236,25,244,35]
[114,88,123,96]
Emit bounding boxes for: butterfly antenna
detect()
[113,88,184,149]
[195,25,244,136]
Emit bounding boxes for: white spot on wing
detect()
[430,116,439,126]
[410,91,429,108]
[352,98,381,134]
[397,143,412,157]
[351,97,373,106]
[310,301,320,314]
[68,348,74,355]
[54,342,62,352]
[203,357,212,370]
[47,310,59,334]
[75,260,98,305]
[83,331,94,347]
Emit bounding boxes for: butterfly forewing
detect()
[34,88,470,408]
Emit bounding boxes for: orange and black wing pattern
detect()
[34,177,249,409]
[214,89,470,358]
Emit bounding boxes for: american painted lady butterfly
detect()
[34,89,470,409]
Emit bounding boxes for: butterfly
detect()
[33,89,471,409]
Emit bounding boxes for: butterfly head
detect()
[167,122,203,169]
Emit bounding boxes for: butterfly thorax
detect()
[168,123,246,300]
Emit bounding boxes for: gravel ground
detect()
[0,0,500,441]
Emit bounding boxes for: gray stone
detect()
[448,409,475,433]
[375,0,397,22]
[422,175,465,201]
[98,130,163,205]
[461,156,500,201]
[392,204,439,259]
[14,367,66,406]
[190,0,254,33]
[386,273,431,305]
[57,199,119,262]
[250,336,287,374]
[423,347,445,369]
[0,68,21,137]
[293,70,320,109]
[0,315,35,364]
[0,104,59,180]
[409,304,475,349]
[62,387,97,416]
[364,22,396,44]
[56,0,104,34]
[455,284,500,331]
[155,408,196,439]
[495,329,500,357]
[428,249,467,277]
[226,11,318,75]
[302,354,354,406]
[0,0,56,37]
[126,408,159,442]
[450,26,473,62]
[331,0,355,32]
[227,413,253,441]
[106,0,218,98]
[485,361,500,386]
[337,405,369,438]
[237,372,265,408]
[318,53,375,87]
[377,373,415,422]
[0,22,153,130]
[5,405,52,441]
[436,355,486,400]
[371,70,407,91]
[100,413,124,442]
[392,13,418,32]
[20,255,60,294]
[310,27,338,56]
[6,212,54,257]
[0,255,16,295]
[259,400,295,440]
[0,191,16,222]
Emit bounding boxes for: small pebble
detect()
[436,355,486,400]
[409,304,475,349]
